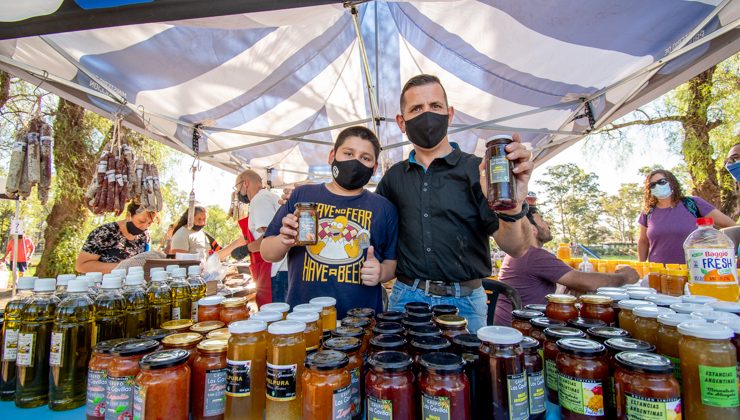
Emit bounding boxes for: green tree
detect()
[204,205,240,247]
[601,183,641,243]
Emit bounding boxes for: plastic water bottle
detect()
[683,217,739,302]
[579,255,594,272]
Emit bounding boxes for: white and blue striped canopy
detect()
[0,0,738,185]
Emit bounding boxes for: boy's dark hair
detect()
[334,126,381,161]
[399,74,448,112]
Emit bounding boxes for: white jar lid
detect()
[293,304,322,313]
[67,279,89,293]
[657,313,693,326]
[261,302,290,314]
[678,321,733,340]
[86,277,97,287]
[707,301,740,314]
[268,320,306,335]
[174,268,187,278]
[188,265,201,275]
[715,317,740,334]
[622,286,656,293]
[670,303,712,314]
[309,297,337,308]
[644,294,682,307]
[150,267,164,276]
[627,290,657,300]
[633,306,674,319]
[618,300,656,310]
[16,277,35,290]
[125,273,145,286]
[229,320,267,334]
[101,277,122,289]
[88,272,103,280]
[251,311,283,323]
[597,287,626,293]
[128,266,144,274]
[286,311,319,323]
[477,326,523,345]
[56,274,76,286]
[690,310,739,323]
[596,291,629,301]
[151,271,169,282]
[110,268,127,278]
[166,264,180,272]
[681,295,717,305]
[198,295,225,306]
[34,278,56,292]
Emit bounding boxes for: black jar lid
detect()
[401,318,433,329]
[586,326,630,343]
[407,324,443,339]
[431,304,458,317]
[405,310,433,323]
[519,336,540,350]
[138,328,175,342]
[373,322,404,336]
[376,311,404,323]
[139,349,189,370]
[530,317,566,330]
[323,336,361,353]
[419,352,464,374]
[331,326,364,339]
[93,338,131,354]
[294,202,316,208]
[604,337,655,353]
[347,308,375,319]
[556,338,606,357]
[368,350,412,373]
[370,334,407,350]
[111,339,160,357]
[568,317,607,332]
[615,351,674,375]
[341,316,371,329]
[405,302,430,312]
[305,350,349,371]
[512,309,545,321]
[410,335,451,352]
[452,334,481,352]
[544,326,585,341]
[525,304,547,313]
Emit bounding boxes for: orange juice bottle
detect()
[683,217,739,301]
[557,243,571,260]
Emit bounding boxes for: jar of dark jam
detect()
[419,352,471,419]
[603,337,655,417]
[431,304,458,317]
[521,336,546,420]
[451,334,481,416]
[332,326,366,355]
[511,309,544,337]
[613,351,681,420]
[346,308,376,330]
[295,202,318,246]
[376,311,404,323]
[368,334,407,359]
[546,294,579,323]
[365,351,416,420]
[405,308,433,324]
[586,326,629,344]
[404,302,430,313]
[407,324,443,341]
[579,295,615,326]
[556,338,609,419]
[525,304,547,313]
[568,317,607,334]
[543,327,585,404]
[372,322,404,337]
[477,326,529,419]
[485,135,517,211]
[408,336,451,372]
[401,317,433,331]
[530,317,566,347]
[596,291,629,327]
[342,316,372,353]
[433,315,468,340]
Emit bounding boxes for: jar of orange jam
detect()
[161,332,203,367]
[219,297,249,325]
[225,320,267,420]
[614,351,681,419]
[192,338,228,420]
[266,320,306,419]
[617,300,655,336]
[556,338,609,419]
[656,313,693,385]
[286,311,321,353]
[190,320,225,336]
[545,294,578,323]
[310,297,337,335]
[301,350,351,420]
[322,337,363,419]
[133,349,191,420]
[579,295,615,326]
[196,296,224,323]
[631,306,675,347]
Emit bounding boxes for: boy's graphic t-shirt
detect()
[265,184,398,318]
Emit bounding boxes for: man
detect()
[493,206,640,326]
[721,142,740,248]
[261,126,398,318]
[233,169,288,306]
[4,234,34,276]
[375,74,533,333]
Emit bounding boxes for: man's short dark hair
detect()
[334,126,381,161]
[399,74,448,113]
[526,205,539,226]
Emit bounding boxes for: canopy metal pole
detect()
[349,5,381,135]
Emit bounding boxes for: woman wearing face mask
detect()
[637,169,736,264]
[76,202,157,273]
[170,206,210,257]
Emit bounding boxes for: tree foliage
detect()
[600,183,642,243]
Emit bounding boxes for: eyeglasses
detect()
[649,178,669,189]
[726,154,740,165]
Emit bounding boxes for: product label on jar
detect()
[203,367,227,416]
[105,375,136,420]
[367,396,392,420]
[2,328,19,361]
[666,355,682,382]
[421,394,450,420]
[49,332,63,366]
[15,332,34,367]
[332,383,353,420]
[171,307,181,320]
[297,213,316,242]
[349,367,361,416]
[557,374,604,416]
[698,365,740,407]
[86,368,108,416]
[266,362,297,401]
[545,359,558,391]
[686,248,737,284]
[226,359,251,397]
[132,384,146,420]
[508,372,529,420]
[489,156,510,184]
[528,370,546,415]
[625,393,681,420]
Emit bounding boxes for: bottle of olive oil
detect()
[146,271,172,329]
[54,274,75,302]
[15,278,59,408]
[187,265,207,320]
[48,278,94,410]
[93,276,126,343]
[122,273,147,338]
[165,264,180,285]
[85,276,99,299]
[1,276,35,401]
[169,268,192,321]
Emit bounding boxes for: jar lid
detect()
[229,320,268,334]
[545,294,577,304]
[332,326,364,339]
[633,306,675,319]
[567,317,607,331]
[198,295,224,306]
[305,350,349,370]
[139,349,190,370]
[519,336,540,350]
[34,278,56,292]
[268,320,306,335]
[370,334,406,349]
[165,264,180,273]
[543,327,585,341]
[376,311,404,322]
[656,313,693,327]
[618,300,656,310]
[111,339,159,357]
[404,301,430,312]
[627,290,657,300]
[405,310,433,323]
[596,291,629,301]
[286,311,320,323]
[681,295,717,305]
[16,276,35,290]
[293,303,323,314]
[295,201,316,208]
[579,295,613,305]
[604,337,655,353]
[151,271,168,282]
[556,338,606,357]
[206,328,231,339]
[197,338,228,353]
[530,317,566,330]
[323,336,362,353]
[511,310,544,321]
[161,319,194,331]
[486,135,513,145]
[615,351,674,375]
[690,310,739,323]
[137,329,175,342]
[431,304,458,317]
[56,274,75,286]
[342,316,371,329]
[596,287,625,294]
[669,302,711,314]
[190,320,226,333]
[401,318,433,328]
[477,326,523,345]
[407,324,443,338]
[524,304,547,312]
[419,352,464,374]
[221,297,247,308]
[93,338,130,354]
[434,314,467,327]
[372,322,404,336]
[347,307,376,318]
[161,332,203,347]
[586,327,630,341]
[452,334,481,351]
[368,350,412,372]
[410,335,451,352]
[309,296,337,308]
[67,279,89,293]
[678,320,733,339]
[708,301,740,314]
[261,302,290,313]
[716,317,740,334]
[644,294,682,307]
[622,286,656,293]
[251,311,284,323]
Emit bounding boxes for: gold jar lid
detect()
[162,332,203,347]
[546,294,577,304]
[221,297,247,308]
[196,338,228,353]
[190,320,225,333]
[206,328,231,339]
[161,319,195,331]
[435,314,467,326]
[579,295,613,305]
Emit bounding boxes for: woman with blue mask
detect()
[725,142,740,184]
[637,169,736,264]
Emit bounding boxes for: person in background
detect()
[3,234,35,276]
[637,169,736,265]
[494,206,640,326]
[170,206,245,261]
[76,202,157,274]
[233,169,288,306]
[721,142,740,249]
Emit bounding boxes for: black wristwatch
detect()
[496,202,529,223]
